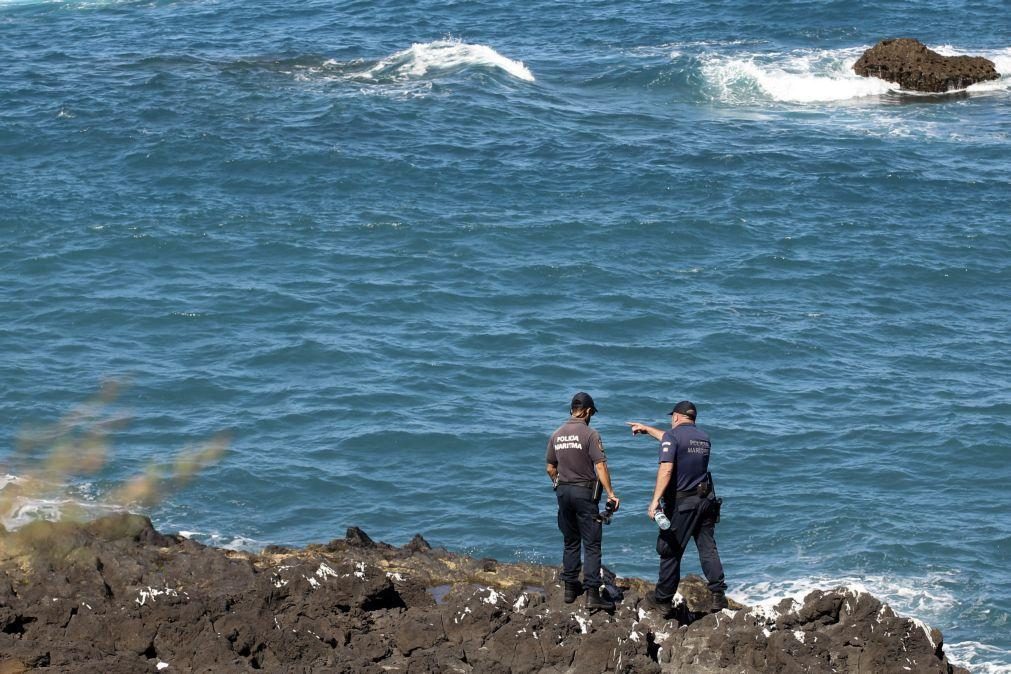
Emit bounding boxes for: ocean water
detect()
[1,0,1009,670]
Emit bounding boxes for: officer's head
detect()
[667,400,697,425]
[570,392,597,419]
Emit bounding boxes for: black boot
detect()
[585,586,615,612]
[563,582,582,604]
[643,591,674,618]
[710,591,729,612]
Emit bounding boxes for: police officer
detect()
[546,392,620,611]
[627,400,728,614]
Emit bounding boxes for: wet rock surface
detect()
[853,38,999,92]
[0,514,968,673]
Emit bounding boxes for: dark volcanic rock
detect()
[854,38,1000,92]
[0,514,970,673]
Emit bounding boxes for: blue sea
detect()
[1,0,1009,669]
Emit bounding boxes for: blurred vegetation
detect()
[1,380,230,531]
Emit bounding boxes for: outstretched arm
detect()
[626,421,665,441]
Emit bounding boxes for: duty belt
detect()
[675,482,711,499]
[558,480,596,490]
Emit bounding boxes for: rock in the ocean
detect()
[853,38,1000,92]
[0,514,971,673]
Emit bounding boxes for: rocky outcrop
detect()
[0,514,968,673]
[853,38,1000,92]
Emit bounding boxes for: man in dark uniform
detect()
[546,392,620,611]
[627,400,728,614]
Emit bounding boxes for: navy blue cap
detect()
[571,392,597,412]
[667,400,697,419]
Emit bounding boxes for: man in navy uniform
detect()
[546,392,620,611]
[627,400,728,614]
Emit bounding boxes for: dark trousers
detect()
[655,495,727,602]
[555,484,602,590]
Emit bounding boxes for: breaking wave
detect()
[346,39,534,84]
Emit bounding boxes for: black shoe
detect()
[585,587,615,612]
[710,592,729,612]
[643,591,674,617]
[563,582,582,604]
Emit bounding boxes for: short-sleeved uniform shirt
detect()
[546,415,606,482]
[658,422,711,496]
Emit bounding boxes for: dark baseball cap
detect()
[571,392,597,412]
[668,400,697,418]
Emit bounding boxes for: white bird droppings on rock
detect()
[909,617,937,649]
[136,586,180,606]
[316,562,339,580]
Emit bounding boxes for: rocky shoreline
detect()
[0,514,967,673]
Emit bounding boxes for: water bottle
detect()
[653,505,671,530]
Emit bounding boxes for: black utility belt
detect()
[558,480,596,490]
[675,482,711,499]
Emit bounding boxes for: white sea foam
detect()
[699,47,898,103]
[0,487,124,531]
[363,39,535,83]
[158,529,259,551]
[991,49,1011,77]
[201,532,263,552]
[945,641,1011,674]
[0,474,22,489]
[1,497,66,529]
[734,572,958,620]
[697,44,1009,104]
[939,46,1011,94]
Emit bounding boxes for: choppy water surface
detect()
[2,1,1009,670]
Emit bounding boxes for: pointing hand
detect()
[625,421,647,435]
